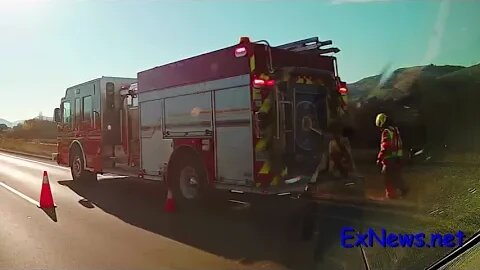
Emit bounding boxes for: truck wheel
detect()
[171,157,208,208]
[71,149,97,182]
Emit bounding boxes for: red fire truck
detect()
[53,37,351,205]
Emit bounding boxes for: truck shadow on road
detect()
[58,178,366,270]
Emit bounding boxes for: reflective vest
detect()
[377,126,403,164]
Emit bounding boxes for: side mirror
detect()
[54,108,61,123]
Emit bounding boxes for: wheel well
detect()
[69,142,84,167]
[166,146,204,186]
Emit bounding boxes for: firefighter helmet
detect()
[375,113,388,128]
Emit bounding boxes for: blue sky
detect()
[0,0,478,121]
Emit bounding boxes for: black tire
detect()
[170,156,209,209]
[70,148,97,182]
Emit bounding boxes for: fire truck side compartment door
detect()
[140,99,171,176]
[164,92,212,136]
[214,85,253,184]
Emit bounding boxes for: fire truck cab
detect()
[54,77,139,181]
[54,37,352,205]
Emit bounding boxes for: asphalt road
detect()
[0,151,435,270]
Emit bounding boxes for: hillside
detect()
[347,75,380,101]
[0,119,25,127]
[0,118,13,127]
[348,63,480,151]
[438,63,480,83]
[0,117,50,128]
[349,64,465,102]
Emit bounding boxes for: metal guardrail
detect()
[0,148,53,160]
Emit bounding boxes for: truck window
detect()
[75,98,81,127]
[127,95,139,107]
[62,101,71,124]
[106,82,115,110]
[83,95,92,124]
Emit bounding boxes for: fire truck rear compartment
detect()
[277,69,335,183]
[284,83,328,178]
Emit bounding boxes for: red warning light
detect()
[235,47,247,58]
[338,87,348,95]
[265,79,275,86]
[338,81,348,95]
[253,79,275,88]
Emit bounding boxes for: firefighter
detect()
[328,122,355,178]
[375,113,408,199]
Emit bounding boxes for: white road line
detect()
[0,152,133,179]
[0,181,40,207]
[228,199,249,205]
[0,152,69,171]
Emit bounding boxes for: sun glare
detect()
[0,0,45,12]
[0,0,50,21]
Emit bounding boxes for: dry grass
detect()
[358,159,480,269]
[438,152,480,164]
[359,161,480,232]
[351,147,479,269]
[0,137,56,157]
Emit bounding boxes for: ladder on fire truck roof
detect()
[276,37,341,55]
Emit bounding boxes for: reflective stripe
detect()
[384,127,403,159]
[259,161,270,174]
[258,97,272,113]
[271,176,279,186]
[255,138,267,152]
[253,72,289,186]
[295,75,313,84]
[249,56,255,72]
[253,89,262,100]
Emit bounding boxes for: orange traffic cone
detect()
[164,189,176,213]
[39,171,55,209]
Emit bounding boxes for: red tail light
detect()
[253,78,275,88]
[265,79,275,86]
[338,81,348,95]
